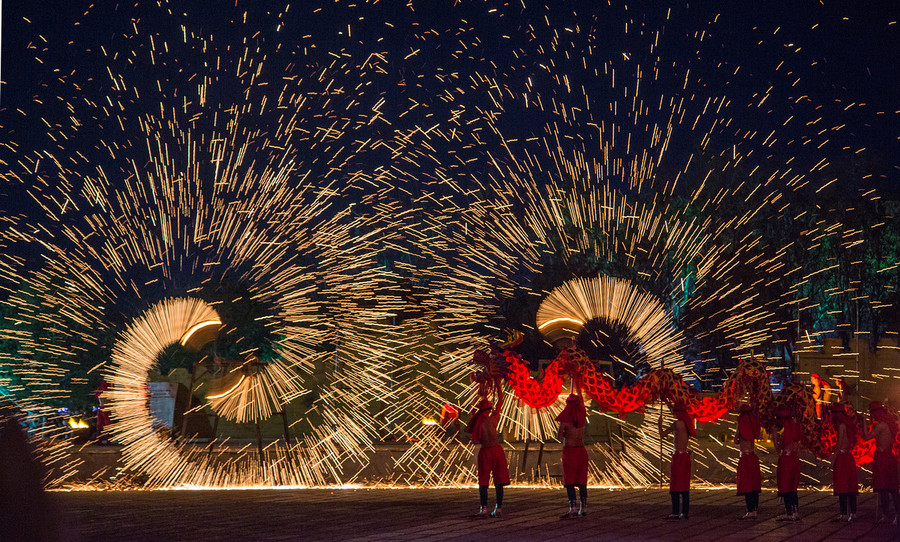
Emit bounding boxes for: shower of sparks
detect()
[386,3,899,484]
[536,276,684,366]
[405,59,792,445]
[0,1,414,487]
[1,1,897,489]
[394,430,476,487]
[203,359,299,424]
[102,297,379,487]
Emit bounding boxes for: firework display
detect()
[403,21,791,444]
[0,1,898,490]
[0,1,413,487]
[386,2,898,483]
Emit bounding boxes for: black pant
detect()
[565,484,587,506]
[837,493,857,515]
[878,489,900,517]
[479,485,504,508]
[670,491,689,517]
[781,492,799,515]
[743,491,759,512]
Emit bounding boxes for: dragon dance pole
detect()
[659,402,663,489]
[658,359,665,489]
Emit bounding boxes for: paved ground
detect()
[46,488,899,541]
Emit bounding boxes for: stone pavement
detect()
[48,488,899,542]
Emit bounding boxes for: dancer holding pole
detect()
[466,377,509,519]
[660,401,694,520]
[734,403,762,519]
[658,404,664,489]
[860,401,900,524]
[557,393,588,518]
[773,406,803,521]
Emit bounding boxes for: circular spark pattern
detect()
[408,121,788,442]
[106,298,220,483]
[536,276,682,366]
[104,297,376,487]
[1,2,898,489]
[385,2,899,485]
[204,359,298,424]
[0,2,410,486]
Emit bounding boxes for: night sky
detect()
[2,1,898,195]
[1,0,899,313]
[2,1,900,477]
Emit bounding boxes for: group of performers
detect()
[738,400,899,524]
[466,381,590,519]
[465,391,900,524]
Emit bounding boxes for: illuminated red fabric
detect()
[689,396,728,423]
[855,438,876,465]
[736,452,761,495]
[872,450,899,492]
[777,452,800,494]
[670,451,691,492]
[504,353,563,409]
[478,349,883,463]
[814,419,837,458]
[477,444,510,486]
[562,445,589,485]
[832,451,858,494]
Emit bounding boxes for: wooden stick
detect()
[659,403,664,488]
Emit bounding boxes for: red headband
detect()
[556,394,586,428]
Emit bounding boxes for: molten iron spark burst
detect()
[0,1,412,487]
[1,1,896,489]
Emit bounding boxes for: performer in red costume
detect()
[734,403,762,519]
[830,402,859,522]
[660,401,694,520]
[773,406,803,521]
[557,393,588,519]
[860,402,900,524]
[466,380,509,519]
